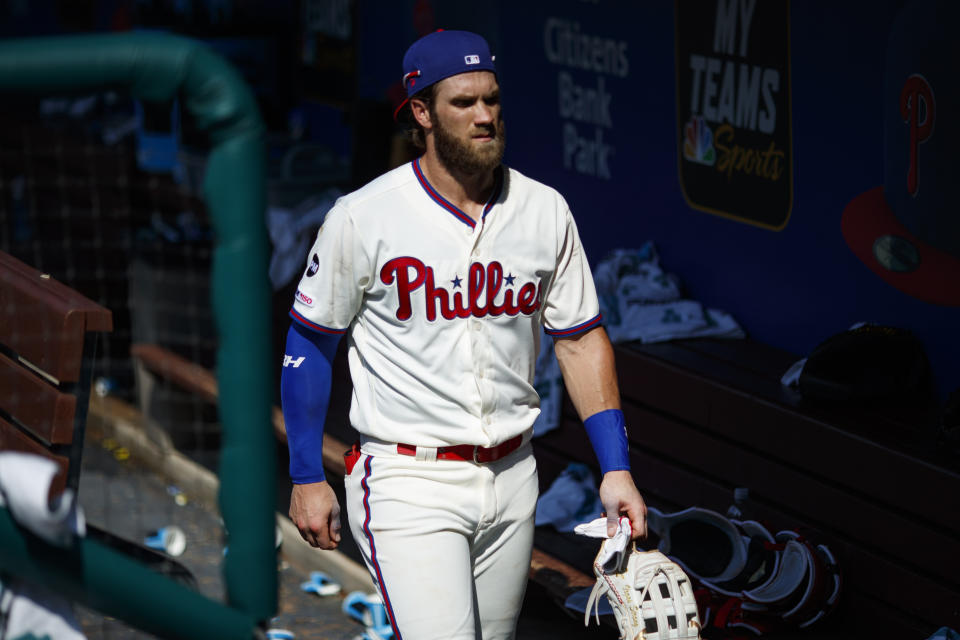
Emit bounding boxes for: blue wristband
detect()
[583,409,631,475]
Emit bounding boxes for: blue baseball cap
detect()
[393,29,497,120]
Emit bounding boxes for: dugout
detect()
[1,1,957,638]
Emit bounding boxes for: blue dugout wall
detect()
[357,0,959,400]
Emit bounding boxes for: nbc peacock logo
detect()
[683,115,716,166]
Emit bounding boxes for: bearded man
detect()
[281,29,647,640]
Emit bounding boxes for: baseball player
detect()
[281,29,647,640]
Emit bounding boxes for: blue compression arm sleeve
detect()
[281,322,342,484]
[583,409,631,475]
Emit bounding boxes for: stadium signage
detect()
[675,0,793,229]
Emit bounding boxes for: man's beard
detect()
[433,111,506,175]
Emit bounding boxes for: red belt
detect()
[396,435,523,463]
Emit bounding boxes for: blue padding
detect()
[583,408,631,475]
[281,323,342,484]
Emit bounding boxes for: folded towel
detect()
[535,463,604,532]
[594,244,745,345]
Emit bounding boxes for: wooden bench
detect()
[532,336,960,638]
[0,249,198,587]
[0,250,112,497]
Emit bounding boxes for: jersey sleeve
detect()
[289,203,371,335]
[541,203,603,337]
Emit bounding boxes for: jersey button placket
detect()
[468,228,492,428]
[469,317,491,429]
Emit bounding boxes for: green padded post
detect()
[0,508,256,639]
[0,32,276,627]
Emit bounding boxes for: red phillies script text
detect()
[380,257,542,321]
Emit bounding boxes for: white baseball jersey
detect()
[290,158,601,448]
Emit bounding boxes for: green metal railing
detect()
[0,33,275,638]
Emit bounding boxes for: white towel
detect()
[0,577,86,640]
[0,452,85,546]
[574,516,632,569]
[0,452,87,640]
[534,463,604,532]
[594,244,745,345]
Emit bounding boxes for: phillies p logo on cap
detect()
[900,74,935,197]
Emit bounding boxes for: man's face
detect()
[429,71,505,175]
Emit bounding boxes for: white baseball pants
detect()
[344,439,538,640]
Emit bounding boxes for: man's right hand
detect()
[290,481,341,550]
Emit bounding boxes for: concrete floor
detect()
[75,436,364,640]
